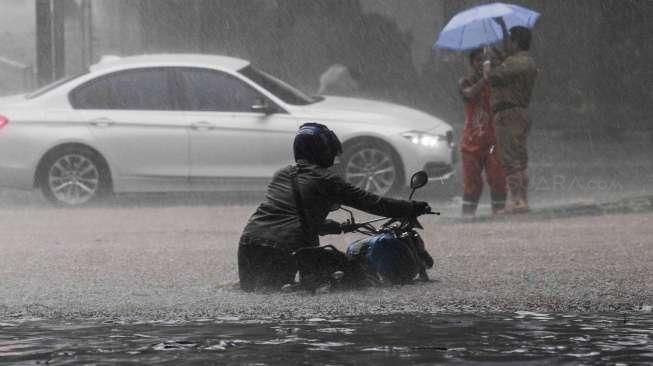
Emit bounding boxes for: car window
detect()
[238,65,319,106]
[70,68,173,110]
[177,68,262,112]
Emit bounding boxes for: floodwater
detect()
[1,133,652,365]
[1,312,652,365]
[1,192,652,365]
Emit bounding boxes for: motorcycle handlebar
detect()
[338,210,439,233]
[340,223,358,233]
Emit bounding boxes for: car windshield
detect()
[26,72,88,99]
[238,65,320,106]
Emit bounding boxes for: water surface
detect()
[1,312,651,365]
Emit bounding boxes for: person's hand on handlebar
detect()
[340,221,358,233]
[318,219,343,235]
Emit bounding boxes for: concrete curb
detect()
[445,195,653,224]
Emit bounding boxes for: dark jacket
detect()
[240,161,414,251]
[488,50,538,110]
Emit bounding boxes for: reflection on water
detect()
[0,312,651,365]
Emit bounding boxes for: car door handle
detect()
[90,118,115,127]
[190,121,215,130]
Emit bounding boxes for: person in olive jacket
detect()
[237,122,431,292]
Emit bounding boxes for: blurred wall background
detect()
[0,0,36,94]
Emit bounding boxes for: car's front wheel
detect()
[38,146,111,206]
[339,140,403,196]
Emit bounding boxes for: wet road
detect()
[0,203,651,320]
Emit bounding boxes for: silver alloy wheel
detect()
[344,147,397,195]
[47,154,100,205]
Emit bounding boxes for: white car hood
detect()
[296,96,451,134]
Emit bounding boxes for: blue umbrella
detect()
[434,2,540,51]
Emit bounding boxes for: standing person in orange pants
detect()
[459,48,507,216]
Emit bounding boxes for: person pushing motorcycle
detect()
[237,123,431,292]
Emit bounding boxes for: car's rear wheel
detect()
[340,140,403,196]
[38,146,111,206]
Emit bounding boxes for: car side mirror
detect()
[251,98,275,114]
[330,203,341,212]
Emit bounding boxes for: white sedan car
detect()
[0,54,455,205]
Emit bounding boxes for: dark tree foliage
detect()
[594,0,653,135]
[432,0,652,135]
[133,0,651,135]
[136,0,418,102]
[274,0,419,101]
[347,13,420,103]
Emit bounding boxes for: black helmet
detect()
[293,123,343,168]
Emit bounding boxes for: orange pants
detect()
[461,147,507,215]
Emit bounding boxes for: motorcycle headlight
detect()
[401,131,447,148]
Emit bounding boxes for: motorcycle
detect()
[292,171,439,292]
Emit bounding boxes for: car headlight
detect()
[401,131,447,148]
